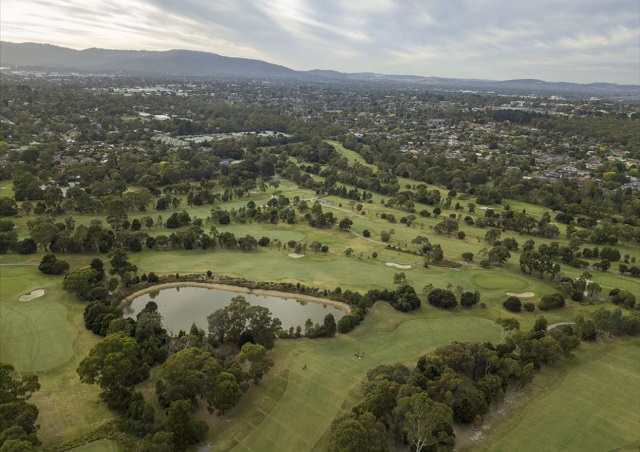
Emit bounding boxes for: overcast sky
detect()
[2,0,639,84]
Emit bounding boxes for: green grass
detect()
[1,154,639,450]
[0,266,75,372]
[0,264,114,448]
[67,439,120,452]
[204,302,502,451]
[472,338,640,452]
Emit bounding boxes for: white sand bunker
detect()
[288,253,305,259]
[506,292,535,298]
[19,289,45,301]
[386,262,412,269]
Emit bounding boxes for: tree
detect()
[503,296,522,313]
[460,291,480,308]
[495,317,520,339]
[488,246,511,265]
[338,217,353,231]
[461,252,474,263]
[207,372,241,415]
[165,400,208,450]
[12,238,37,254]
[533,316,548,332]
[225,296,251,344]
[105,198,128,231]
[109,248,137,277]
[538,293,565,311]
[77,333,147,392]
[323,313,337,337]
[393,392,453,452]
[452,388,488,424]
[237,234,258,251]
[38,253,69,275]
[611,290,636,309]
[63,268,99,300]
[247,306,282,350]
[434,218,458,237]
[0,198,18,217]
[207,309,227,343]
[0,364,41,449]
[485,228,501,245]
[237,343,274,384]
[328,411,387,452]
[428,289,457,309]
[155,347,222,410]
[29,223,58,251]
[393,272,407,288]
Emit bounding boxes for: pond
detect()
[123,286,345,334]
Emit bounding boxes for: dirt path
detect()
[547,322,575,330]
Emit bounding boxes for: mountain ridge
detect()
[1,41,638,97]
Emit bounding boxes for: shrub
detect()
[461,291,480,308]
[428,289,458,309]
[538,293,565,311]
[337,315,360,334]
[611,290,636,309]
[503,296,522,312]
[523,302,536,312]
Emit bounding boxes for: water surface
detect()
[124,286,344,333]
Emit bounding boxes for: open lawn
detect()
[469,338,640,452]
[0,264,114,448]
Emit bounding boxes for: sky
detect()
[2,0,639,85]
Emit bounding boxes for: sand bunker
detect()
[385,262,412,269]
[288,253,305,259]
[19,289,45,301]
[506,292,535,298]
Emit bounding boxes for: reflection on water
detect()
[124,286,345,333]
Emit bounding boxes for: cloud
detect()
[1,0,638,84]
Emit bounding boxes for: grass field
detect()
[0,265,114,448]
[468,338,640,452]
[1,150,639,450]
[201,302,502,451]
[68,439,120,452]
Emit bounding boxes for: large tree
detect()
[393,392,453,452]
[0,364,41,450]
[77,333,148,392]
[237,343,273,384]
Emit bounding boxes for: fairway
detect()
[0,264,115,447]
[68,439,120,452]
[0,266,74,372]
[206,302,503,451]
[474,338,640,452]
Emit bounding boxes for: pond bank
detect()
[119,281,352,314]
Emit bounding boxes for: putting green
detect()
[471,271,530,292]
[0,267,74,372]
[0,264,114,447]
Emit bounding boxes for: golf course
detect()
[1,142,639,452]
